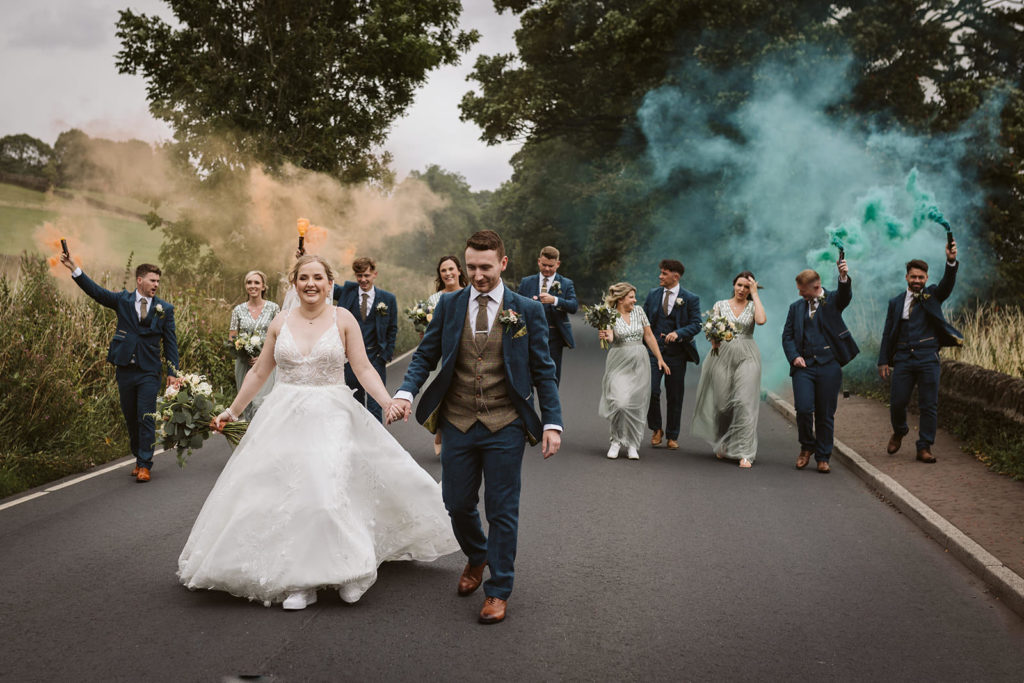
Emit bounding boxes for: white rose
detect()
[164,385,179,398]
[197,382,213,396]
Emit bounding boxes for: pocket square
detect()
[512,327,528,339]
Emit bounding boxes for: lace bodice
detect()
[274,312,348,386]
[612,307,649,347]
[714,299,755,337]
[230,301,280,336]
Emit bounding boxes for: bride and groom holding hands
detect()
[179,229,561,625]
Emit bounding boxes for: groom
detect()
[517,245,577,385]
[61,254,179,482]
[392,230,562,625]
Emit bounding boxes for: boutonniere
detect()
[816,294,827,305]
[549,280,561,295]
[675,297,684,307]
[498,309,526,338]
[375,301,389,316]
[154,303,165,318]
[911,292,931,302]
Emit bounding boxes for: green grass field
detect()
[0,182,162,272]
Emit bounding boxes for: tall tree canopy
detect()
[462,0,1024,299]
[117,0,478,183]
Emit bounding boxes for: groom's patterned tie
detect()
[541,277,548,294]
[475,293,490,344]
[361,292,368,321]
[662,289,671,316]
[139,297,147,322]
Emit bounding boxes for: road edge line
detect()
[766,390,1024,621]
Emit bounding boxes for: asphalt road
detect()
[2,323,1023,682]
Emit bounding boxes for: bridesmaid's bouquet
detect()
[583,303,621,350]
[702,311,738,356]
[405,300,435,334]
[150,371,248,466]
[233,332,264,362]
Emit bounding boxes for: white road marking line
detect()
[0,491,50,511]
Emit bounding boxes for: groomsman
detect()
[392,230,562,625]
[517,245,577,384]
[643,259,701,450]
[782,260,859,473]
[877,241,962,463]
[60,255,179,482]
[333,257,397,422]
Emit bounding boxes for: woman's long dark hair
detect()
[733,271,757,301]
[435,255,468,291]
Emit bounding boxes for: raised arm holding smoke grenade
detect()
[876,241,962,463]
[59,252,180,483]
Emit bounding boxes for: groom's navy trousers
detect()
[439,418,525,601]
[116,365,161,469]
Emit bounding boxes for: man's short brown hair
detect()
[539,246,560,261]
[466,230,505,260]
[136,263,161,278]
[795,269,821,286]
[659,259,685,276]
[352,257,376,273]
[906,259,929,274]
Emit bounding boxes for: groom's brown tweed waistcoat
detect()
[442,302,518,433]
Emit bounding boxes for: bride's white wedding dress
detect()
[178,310,458,605]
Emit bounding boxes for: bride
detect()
[178,254,458,609]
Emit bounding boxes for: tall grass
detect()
[0,255,234,498]
[943,303,1024,378]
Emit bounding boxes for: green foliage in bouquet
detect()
[582,303,620,350]
[151,371,247,466]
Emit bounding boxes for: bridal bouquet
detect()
[583,303,621,350]
[233,332,264,362]
[405,300,434,334]
[150,372,248,466]
[703,311,737,356]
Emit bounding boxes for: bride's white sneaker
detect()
[607,443,621,459]
[626,447,640,460]
[282,589,317,610]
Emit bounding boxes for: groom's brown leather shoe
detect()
[796,450,813,469]
[887,432,903,454]
[136,467,151,483]
[478,596,507,625]
[916,447,937,463]
[130,466,140,477]
[651,429,664,446]
[457,562,487,596]
[666,439,679,450]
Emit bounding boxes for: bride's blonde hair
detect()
[289,254,335,284]
[605,282,636,308]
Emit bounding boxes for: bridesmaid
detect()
[229,270,280,420]
[691,271,766,468]
[598,283,670,460]
[425,255,467,454]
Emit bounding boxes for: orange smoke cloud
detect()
[36,222,82,277]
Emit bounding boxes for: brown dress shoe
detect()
[478,596,507,625]
[817,461,831,474]
[795,450,813,469]
[651,429,664,446]
[916,448,937,463]
[130,466,140,477]
[666,439,679,450]
[136,467,151,482]
[886,432,903,454]
[457,561,487,596]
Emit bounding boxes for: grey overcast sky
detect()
[0,0,521,191]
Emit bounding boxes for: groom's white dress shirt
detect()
[662,284,679,314]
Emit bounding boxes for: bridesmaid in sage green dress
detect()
[691,271,766,468]
[598,282,670,460]
[229,270,280,421]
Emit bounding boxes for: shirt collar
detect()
[135,291,150,303]
[665,284,679,297]
[472,281,504,302]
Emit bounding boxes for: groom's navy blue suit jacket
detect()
[877,262,963,367]
[399,286,562,444]
[517,273,577,348]
[332,281,397,362]
[782,278,859,376]
[72,271,179,374]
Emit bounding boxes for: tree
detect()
[0,134,53,180]
[116,0,478,184]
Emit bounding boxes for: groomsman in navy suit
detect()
[517,245,577,385]
[392,230,562,625]
[333,256,397,422]
[643,259,701,450]
[877,241,962,463]
[782,260,860,473]
[61,255,179,482]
